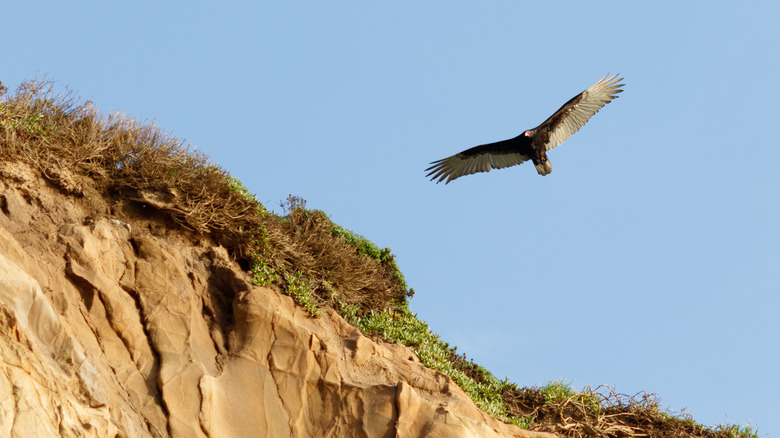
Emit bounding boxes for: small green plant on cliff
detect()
[540,379,577,403]
[282,271,320,317]
[539,379,601,412]
[0,111,48,137]
[250,258,278,287]
[717,423,760,438]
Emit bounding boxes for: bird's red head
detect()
[523,130,533,137]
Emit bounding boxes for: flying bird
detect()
[426,74,624,184]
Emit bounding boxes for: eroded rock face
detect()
[0,166,552,438]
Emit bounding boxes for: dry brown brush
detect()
[502,384,733,438]
[258,195,409,314]
[0,79,263,255]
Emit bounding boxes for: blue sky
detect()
[3,1,778,434]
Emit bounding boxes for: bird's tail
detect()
[534,161,552,176]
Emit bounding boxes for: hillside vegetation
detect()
[0,79,759,438]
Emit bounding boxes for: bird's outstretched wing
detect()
[536,74,624,151]
[425,74,624,184]
[425,138,530,184]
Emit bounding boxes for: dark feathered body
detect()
[426,74,624,184]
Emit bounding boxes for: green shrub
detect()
[282,271,320,317]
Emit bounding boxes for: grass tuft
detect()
[717,422,760,438]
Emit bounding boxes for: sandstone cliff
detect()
[0,161,552,437]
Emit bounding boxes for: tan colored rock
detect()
[0,167,553,438]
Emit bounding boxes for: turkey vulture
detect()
[426,74,624,184]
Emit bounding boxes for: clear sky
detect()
[3,1,778,434]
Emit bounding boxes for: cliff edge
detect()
[0,161,550,437]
